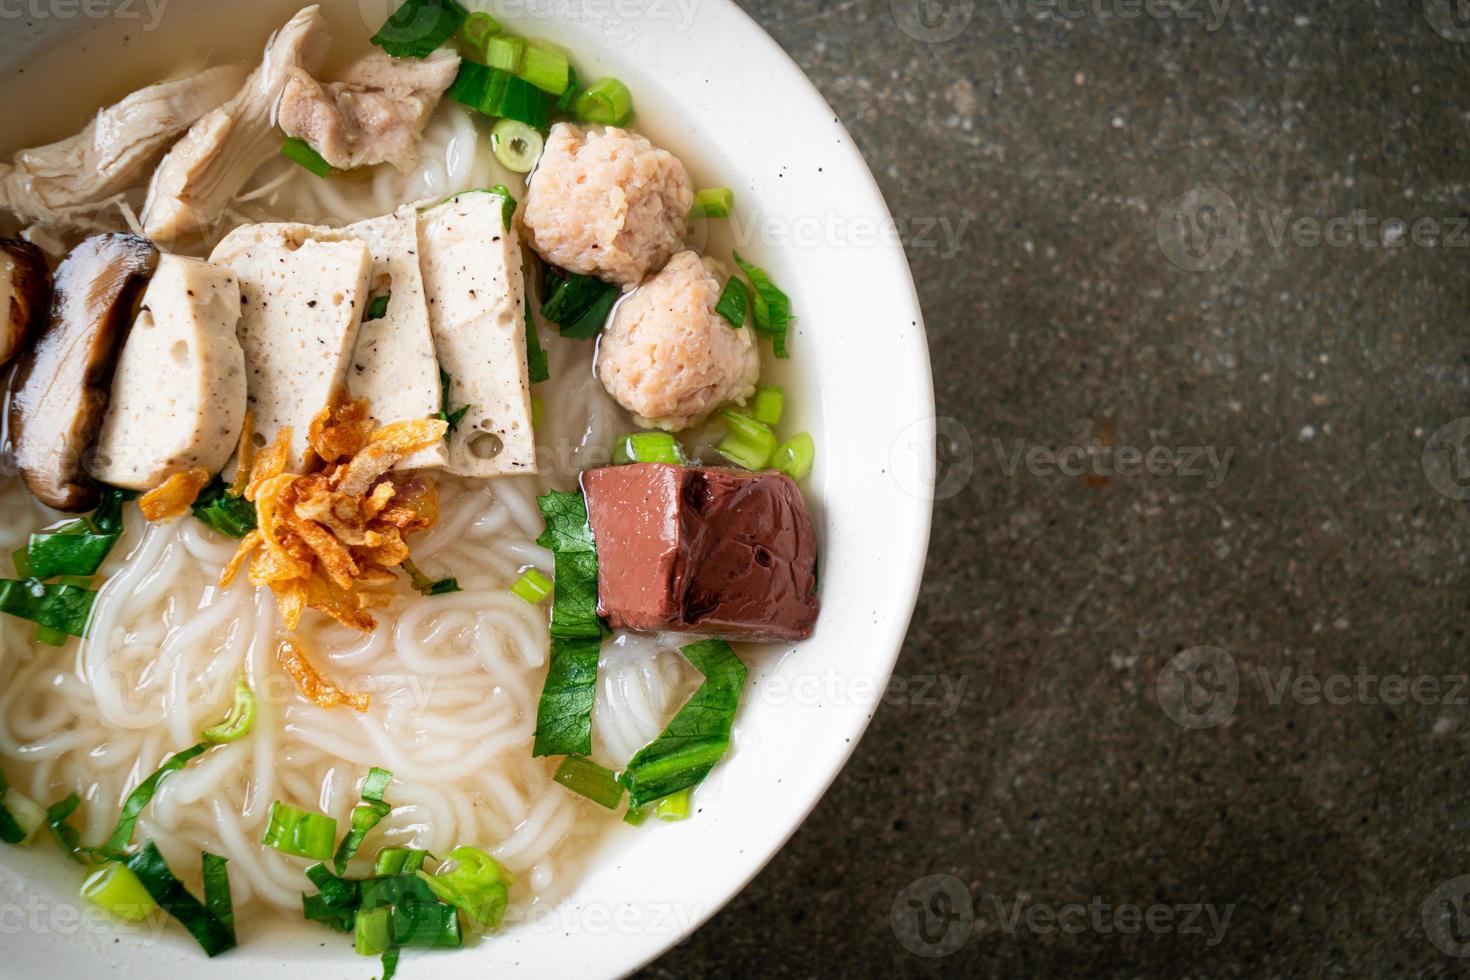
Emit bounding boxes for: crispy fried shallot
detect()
[139,467,211,522]
[276,636,371,712]
[220,395,447,632]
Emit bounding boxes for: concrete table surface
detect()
[644,0,1470,976]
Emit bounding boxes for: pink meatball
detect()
[524,124,693,286]
[596,251,759,431]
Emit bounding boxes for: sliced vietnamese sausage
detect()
[9,233,158,512]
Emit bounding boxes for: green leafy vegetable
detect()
[262,801,338,861]
[435,368,471,442]
[202,679,256,744]
[44,793,84,860]
[192,479,258,539]
[419,845,512,928]
[303,862,362,932]
[525,295,550,384]
[101,743,207,857]
[541,269,617,340]
[371,0,468,59]
[281,137,335,178]
[618,640,747,807]
[553,756,624,809]
[364,294,392,322]
[24,487,131,580]
[0,577,97,637]
[533,637,601,758]
[733,253,794,359]
[488,184,517,231]
[534,491,602,641]
[401,557,460,596]
[125,842,237,956]
[359,875,461,948]
[334,768,393,875]
[714,277,749,328]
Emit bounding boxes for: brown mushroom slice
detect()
[0,239,52,368]
[9,234,158,512]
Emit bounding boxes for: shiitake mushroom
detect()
[0,239,52,368]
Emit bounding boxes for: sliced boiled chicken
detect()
[278,48,460,173]
[0,65,245,227]
[142,5,330,244]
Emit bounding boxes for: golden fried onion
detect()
[276,636,371,712]
[220,396,447,633]
[139,467,212,522]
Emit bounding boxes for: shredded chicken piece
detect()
[0,66,245,228]
[220,394,447,631]
[139,468,212,522]
[276,636,370,712]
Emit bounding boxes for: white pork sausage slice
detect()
[90,255,246,490]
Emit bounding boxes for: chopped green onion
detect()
[623,803,653,826]
[281,137,335,178]
[45,793,84,861]
[483,33,525,72]
[714,277,749,328]
[202,852,235,937]
[520,39,570,96]
[655,788,693,821]
[541,269,618,339]
[613,432,687,466]
[0,578,97,637]
[334,768,394,875]
[418,845,512,929]
[447,62,553,130]
[364,294,391,322]
[356,905,392,956]
[733,253,794,359]
[82,861,159,922]
[101,743,207,856]
[125,841,237,956]
[371,0,469,59]
[618,640,747,807]
[511,567,553,604]
[375,848,430,876]
[556,64,581,113]
[574,77,634,127]
[690,188,734,219]
[360,875,462,947]
[0,772,45,845]
[457,10,500,53]
[525,295,549,385]
[262,801,338,861]
[530,396,545,428]
[302,862,362,932]
[402,557,461,597]
[435,367,472,442]
[202,679,256,744]
[553,756,624,810]
[33,625,68,647]
[717,411,778,470]
[773,433,816,481]
[192,478,258,539]
[751,386,784,426]
[490,118,544,173]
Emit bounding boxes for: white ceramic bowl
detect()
[0,1,934,976]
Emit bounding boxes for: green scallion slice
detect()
[0,773,45,846]
[553,756,624,810]
[375,848,430,876]
[45,793,84,861]
[483,33,525,73]
[202,679,256,744]
[281,137,334,178]
[419,845,513,928]
[690,188,734,219]
[125,842,237,956]
[81,861,160,922]
[773,432,816,481]
[612,432,687,466]
[655,788,693,821]
[457,10,500,53]
[525,296,550,385]
[490,118,544,174]
[556,64,581,113]
[262,801,338,861]
[714,278,749,328]
[751,386,784,426]
[573,77,634,127]
[519,39,570,95]
[717,411,778,471]
[101,743,208,856]
[447,61,553,130]
[511,567,554,605]
[333,767,394,875]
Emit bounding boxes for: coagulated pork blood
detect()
[581,463,820,643]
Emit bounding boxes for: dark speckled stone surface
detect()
[643,1,1470,976]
